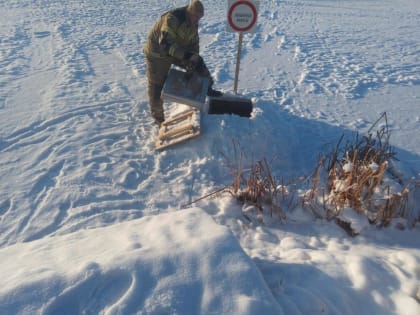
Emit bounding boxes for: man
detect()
[144,0,223,125]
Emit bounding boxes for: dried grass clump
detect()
[182,140,292,223]
[304,112,416,228]
[412,181,420,224]
[184,113,418,232]
[224,140,288,222]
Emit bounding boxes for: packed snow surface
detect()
[0,0,419,314]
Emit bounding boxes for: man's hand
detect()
[184,52,204,73]
[185,53,199,72]
[188,54,200,66]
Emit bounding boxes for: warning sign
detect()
[227,0,259,33]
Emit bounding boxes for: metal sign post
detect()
[227,0,259,94]
[234,32,243,94]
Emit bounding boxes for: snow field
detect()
[0,0,419,314]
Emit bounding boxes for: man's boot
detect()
[207,79,223,97]
[207,87,223,97]
[148,83,165,126]
[151,106,164,126]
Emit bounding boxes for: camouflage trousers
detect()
[145,55,213,124]
[145,56,173,123]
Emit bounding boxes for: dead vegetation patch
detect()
[186,113,419,234]
[302,112,418,233]
[218,139,289,223]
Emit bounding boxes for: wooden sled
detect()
[156,110,200,150]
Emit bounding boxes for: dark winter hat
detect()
[187,0,204,17]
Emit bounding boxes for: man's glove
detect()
[184,52,204,73]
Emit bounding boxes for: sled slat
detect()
[156,110,200,150]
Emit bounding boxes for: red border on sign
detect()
[228,0,257,32]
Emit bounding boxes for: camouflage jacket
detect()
[144,6,199,61]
